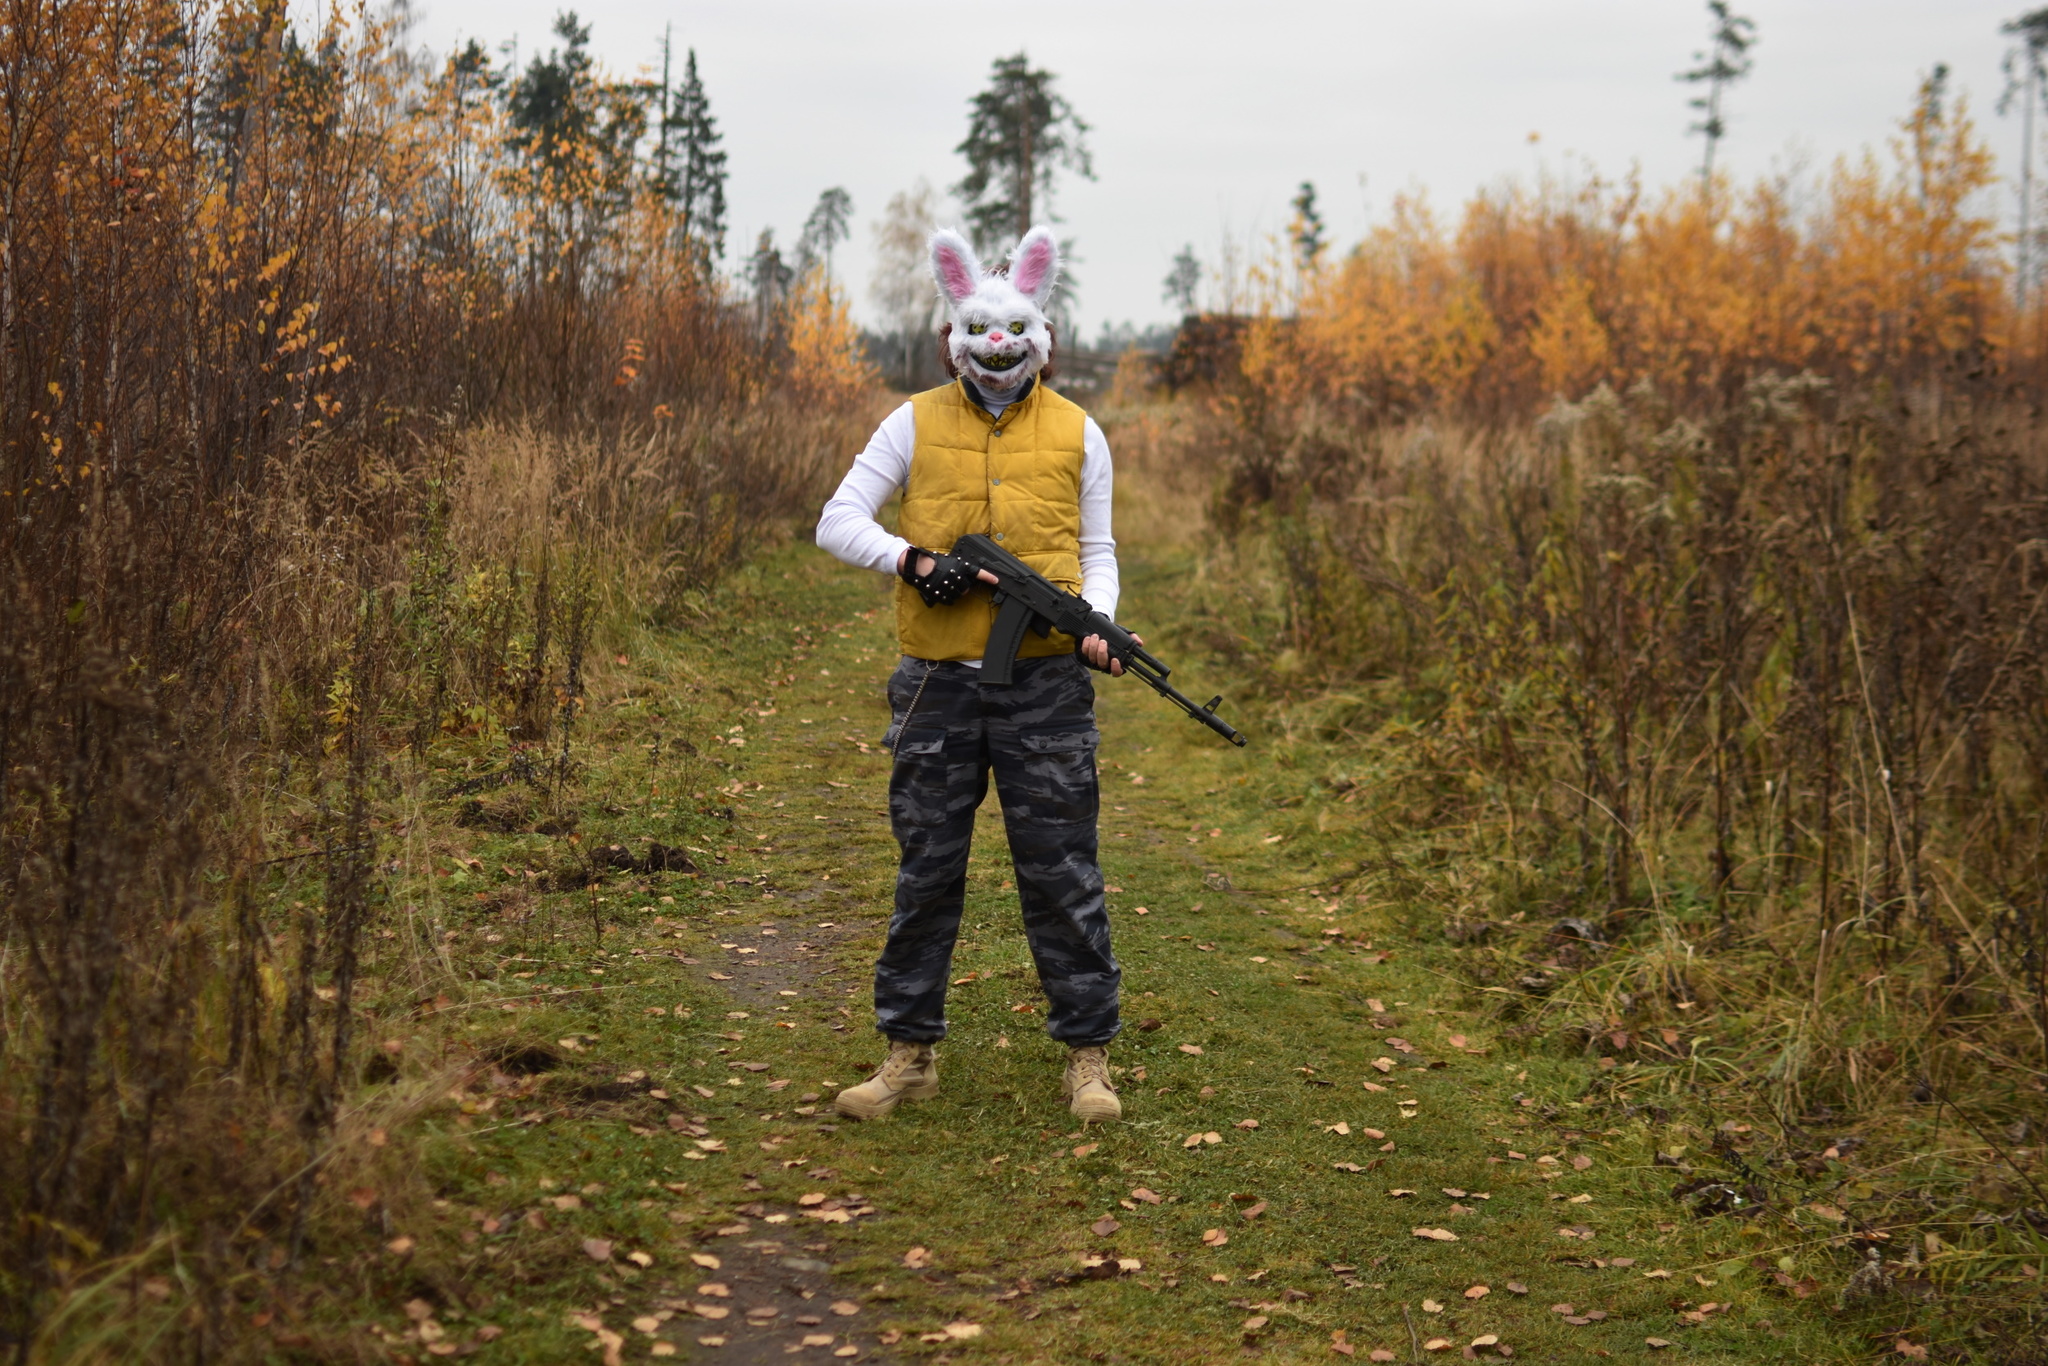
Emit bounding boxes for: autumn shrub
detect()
[0,1,870,1354]
[1114,72,2048,1254]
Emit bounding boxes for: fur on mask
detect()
[929,226,1059,395]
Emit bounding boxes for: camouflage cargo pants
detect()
[873,652,1120,1047]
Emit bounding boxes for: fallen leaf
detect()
[1179,1044,1204,1055]
[1470,1336,1498,1349]
[1464,1284,1489,1299]
[1091,1216,1121,1237]
[1412,1227,1458,1241]
[1327,1121,1351,1135]
[385,1236,415,1256]
[1202,1228,1229,1247]
[1130,1187,1162,1204]
[902,1247,930,1269]
[1183,1133,1204,1149]
[1572,1155,1593,1171]
[1807,1203,1846,1222]
[1505,1281,1527,1294]
[692,1304,729,1320]
[1073,1142,1099,1158]
[1422,1299,1444,1313]
[1641,1269,1672,1279]
[1362,1081,1387,1092]
[1242,1315,1270,1331]
[1360,1127,1386,1139]
[1235,1118,1260,1130]
[1423,1339,1452,1353]
[581,1238,613,1262]
[1203,1131,1222,1144]
[690,1253,721,1269]
[1387,1188,1416,1198]
[1895,1340,1930,1360]
[1371,1058,1395,1073]
[1443,1188,1468,1198]
[830,1300,860,1316]
[1241,1201,1268,1220]
[1370,1352,1397,1363]
[1448,1034,1467,1048]
[942,1322,982,1340]
[1645,1339,1672,1350]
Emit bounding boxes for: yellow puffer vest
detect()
[896,378,1086,662]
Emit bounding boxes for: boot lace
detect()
[877,1043,924,1083]
[1069,1048,1112,1091]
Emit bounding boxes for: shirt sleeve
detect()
[1078,416,1120,622]
[815,402,916,575]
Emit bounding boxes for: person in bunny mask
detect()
[815,225,1129,1124]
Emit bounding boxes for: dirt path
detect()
[384,546,1872,1365]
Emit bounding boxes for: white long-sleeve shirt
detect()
[814,400,1120,661]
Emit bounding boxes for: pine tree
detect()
[653,42,728,263]
[1676,1,1758,194]
[1162,244,1201,315]
[1290,183,1326,271]
[952,52,1093,255]
[2001,7,2048,309]
[748,229,793,331]
[505,11,648,246]
[797,187,854,286]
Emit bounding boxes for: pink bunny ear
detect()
[1010,227,1060,307]
[928,228,983,305]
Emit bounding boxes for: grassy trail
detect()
[382,543,1875,1365]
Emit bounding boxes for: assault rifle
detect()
[949,532,1247,747]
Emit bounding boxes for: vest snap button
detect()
[994,533,1005,541]
[990,477,1001,485]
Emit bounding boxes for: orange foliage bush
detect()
[1242,74,2007,418]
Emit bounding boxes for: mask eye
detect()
[1008,321,1026,335]
[966,322,987,335]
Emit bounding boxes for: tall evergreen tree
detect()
[1162,244,1201,314]
[652,41,728,262]
[747,228,793,330]
[1290,182,1326,271]
[2001,7,2048,308]
[797,186,854,286]
[952,52,1093,255]
[505,11,647,247]
[1676,0,1758,193]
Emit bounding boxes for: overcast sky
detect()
[395,1,2030,337]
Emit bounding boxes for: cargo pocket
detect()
[1000,725,1100,826]
[888,730,978,830]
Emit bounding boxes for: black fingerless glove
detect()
[899,545,977,607]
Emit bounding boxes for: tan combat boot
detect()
[834,1041,938,1120]
[1062,1045,1122,1123]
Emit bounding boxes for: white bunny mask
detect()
[928,225,1059,397]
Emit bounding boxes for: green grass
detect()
[348,542,1904,1366]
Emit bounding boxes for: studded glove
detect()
[899,545,977,607]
